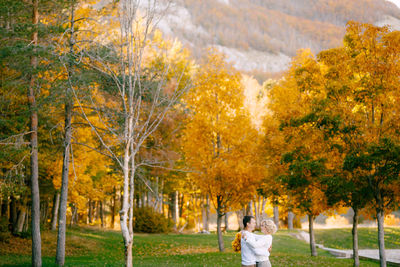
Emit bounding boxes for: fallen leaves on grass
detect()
[0,231,98,256]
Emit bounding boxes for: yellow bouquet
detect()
[231,232,241,252]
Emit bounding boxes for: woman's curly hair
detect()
[261,219,277,234]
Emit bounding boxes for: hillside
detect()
[157,0,400,75]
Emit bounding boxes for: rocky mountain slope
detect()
[157,0,400,75]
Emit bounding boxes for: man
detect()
[241,216,257,267]
[243,219,276,267]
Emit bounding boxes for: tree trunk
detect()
[56,4,75,265]
[100,201,104,228]
[194,195,200,232]
[29,0,42,265]
[216,197,224,252]
[159,193,164,214]
[288,210,294,230]
[24,206,30,232]
[69,205,77,227]
[254,197,260,227]
[352,208,360,267]
[74,206,78,225]
[1,198,8,217]
[224,211,229,231]
[125,242,133,267]
[95,201,100,222]
[88,200,93,224]
[308,214,317,256]
[15,204,27,233]
[376,208,386,267]
[159,180,164,214]
[41,201,48,225]
[205,194,210,231]
[120,142,134,267]
[201,196,206,231]
[273,205,279,229]
[179,192,184,218]
[140,190,145,208]
[236,210,243,230]
[260,197,266,220]
[55,112,72,267]
[10,195,17,231]
[247,200,253,216]
[171,191,179,230]
[51,192,60,231]
[149,190,152,208]
[111,187,116,229]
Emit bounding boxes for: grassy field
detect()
[314,227,400,250]
[0,227,382,267]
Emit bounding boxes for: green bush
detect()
[133,207,172,233]
[0,217,11,242]
[0,217,9,232]
[13,230,31,239]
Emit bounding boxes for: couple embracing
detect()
[241,216,277,267]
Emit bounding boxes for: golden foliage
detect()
[231,232,241,252]
[183,50,263,212]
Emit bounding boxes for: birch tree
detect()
[71,1,191,265]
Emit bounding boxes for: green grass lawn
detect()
[0,227,381,266]
[314,227,400,250]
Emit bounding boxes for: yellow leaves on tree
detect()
[182,50,263,251]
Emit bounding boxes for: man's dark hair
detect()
[243,215,254,228]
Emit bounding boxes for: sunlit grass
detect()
[0,227,380,266]
[314,227,400,250]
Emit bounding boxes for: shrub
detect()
[0,217,9,233]
[0,217,10,242]
[13,230,31,239]
[133,207,172,233]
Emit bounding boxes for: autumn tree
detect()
[69,1,193,265]
[316,45,372,266]
[282,22,400,266]
[339,22,400,267]
[0,0,68,265]
[266,50,335,256]
[183,50,263,251]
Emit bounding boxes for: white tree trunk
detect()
[120,141,132,267]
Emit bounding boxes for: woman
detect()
[242,219,277,267]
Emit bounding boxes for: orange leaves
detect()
[183,50,263,211]
[263,21,400,219]
[231,232,241,252]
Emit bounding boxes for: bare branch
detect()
[65,62,123,169]
[71,141,117,160]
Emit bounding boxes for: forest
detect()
[1,1,400,267]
